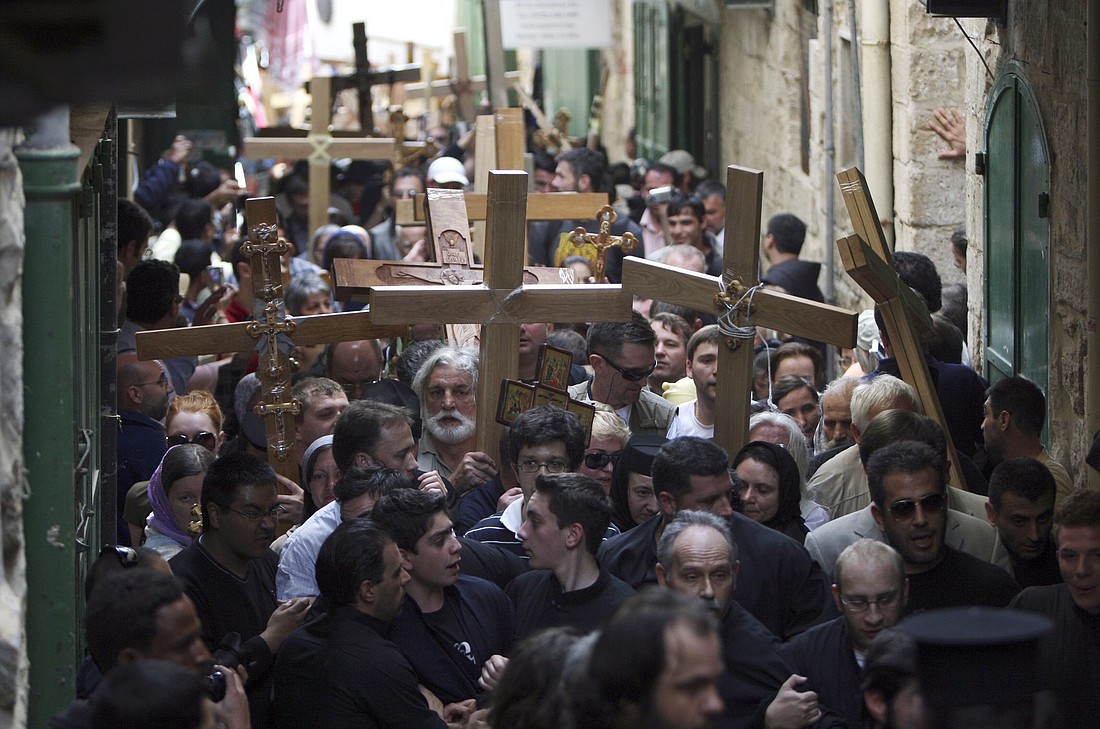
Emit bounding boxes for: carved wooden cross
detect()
[135,198,404,488]
[620,165,858,458]
[393,191,609,227]
[834,166,964,485]
[242,76,395,241]
[566,206,639,283]
[367,171,634,461]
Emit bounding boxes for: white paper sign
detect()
[500,0,612,49]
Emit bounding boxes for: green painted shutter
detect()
[982,64,1051,423]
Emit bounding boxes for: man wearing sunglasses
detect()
[568,312,675,438]
[866,441,1018,614]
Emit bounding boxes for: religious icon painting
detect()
[496,380,535,427]
[536,344,573,391]
[567,399,596,445]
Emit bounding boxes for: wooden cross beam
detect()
[367,171,634,461]
[332,22,422,130]
[834,166,964,485]
[242,76,395,241]
[620,166,858,458]
[135,198,404,488]
[393,191,607,226]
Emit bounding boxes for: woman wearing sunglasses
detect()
[165,390,225,454]
[144,444,214,559]
[579,409,631,496]
[733,441,809,544]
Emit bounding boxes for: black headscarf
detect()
[732,440,808,543]
[609,434,668,531]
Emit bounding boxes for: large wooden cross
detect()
[367,171,634,461]
[620,165,858,458]
[242,76,395,240]
[834,167,964,485]
[135,198,404,487]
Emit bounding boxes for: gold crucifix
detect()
[566,205,639,283]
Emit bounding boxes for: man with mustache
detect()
[780,539,909,728]
[413,346,498,497]
[169,453,312,729]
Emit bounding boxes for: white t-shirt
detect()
[666,400,714,439]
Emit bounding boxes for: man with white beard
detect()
[412,347,499,497]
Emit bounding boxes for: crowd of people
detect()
[85,123,1100,729]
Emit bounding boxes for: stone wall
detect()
[0,129,27,729]
[717,2,969,315]
[962,3,1090,485]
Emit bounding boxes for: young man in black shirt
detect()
[508,473,634,639]
[370,489,513,705]
[986,456,1062,587]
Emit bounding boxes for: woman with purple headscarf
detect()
[144,444,214,558]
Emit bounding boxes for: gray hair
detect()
[834,538,906,592]
[284,272,332,316]
[749,411,810,483]
[821,376,862,406]
[650,243,706,269]
[850,375,921,432]
[411,346,479,414]
[657,510,738,571]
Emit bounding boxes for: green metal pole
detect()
[18,107,81,725]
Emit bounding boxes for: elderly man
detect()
[599,437,828,639]
[657,511,845,729]
[569,312,675,437]
[1010,488,1100,728]
[781,539,909,728]
[413,346,497,495]
[866,441,1017,613]
[810,376,861,469]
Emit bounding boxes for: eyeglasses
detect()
[839,591,900,613]
[886,492,946,519]
[166,431,217,451]
[338,380,378,399]
[99,545,139,567]
[225,505,288,522]
[135,374,170,388]
[393,189,420,199]
[583,451,621,469]
[592,351,657,382]
[517,460,569,474]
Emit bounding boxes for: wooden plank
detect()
[836,234,934,336]
[367,285,632,324]
[494,107,526,170]
[396,191,608,224]
[242,138,395,159]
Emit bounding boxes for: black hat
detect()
[360,378,422,441]
[899,607,1052,708]
[621,434,668,477]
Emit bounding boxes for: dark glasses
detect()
[584,451,621,470]
[887,492,946,519]
[166,431,217,451]
[593,351,657,382]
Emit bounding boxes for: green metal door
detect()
[541,49,601,139]
[634,0,671,160]
[983,65,1050,399]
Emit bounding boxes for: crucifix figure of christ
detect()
[834,166,965,486]
[620,165,859,458]
[135,198,404,494]
[567,206,639,283]
[242,75,396,242]
[367,170,635,463]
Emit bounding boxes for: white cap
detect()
[427,156,469,187]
